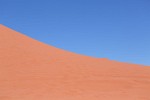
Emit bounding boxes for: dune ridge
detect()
[0,24,150,100]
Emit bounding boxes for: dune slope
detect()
[0,24,150,100]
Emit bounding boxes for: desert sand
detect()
[0,24,150,100]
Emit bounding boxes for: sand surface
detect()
[0,24,150,100]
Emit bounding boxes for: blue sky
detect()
[0,0,150,65]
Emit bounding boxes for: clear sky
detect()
[0,0,150,66]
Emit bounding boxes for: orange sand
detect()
[0,24,150,100]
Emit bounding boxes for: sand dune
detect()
[0,24,150,100]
